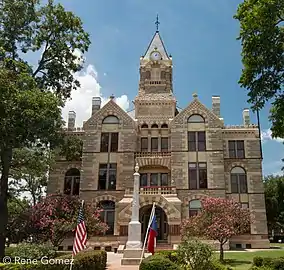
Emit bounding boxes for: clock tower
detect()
[134,18,177,121]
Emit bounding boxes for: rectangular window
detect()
[161,173,168,186]
[140,173,148,187]
[151,138,158,152]
[188,163,197,189]
[198,132,206,151]
[239,174,248,193]
[100,133,109,152]
[110,133,118,152]
[236,141,245,158]
[150,173,158,186]
[199,163,208,189]
[141,138,148,152]
[98,163,117,190]
[188,132,196,151]
[228,140,245,158]
[189,210,199,217]
[161,137,168,152]
[188,132,206,151]
[188,162,207,190]
[100,133,119,152]
[231,174,239,193]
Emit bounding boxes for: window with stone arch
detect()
[188,114,205,123]
[230,166,248,194]
[189,199,202,217]
[98,200,115,235]
[64,168,80,195]
[102,115,119,124]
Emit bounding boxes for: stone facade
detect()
[47,30,269,251]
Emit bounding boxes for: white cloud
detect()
[261,129,284,143]
[62,57,130,127]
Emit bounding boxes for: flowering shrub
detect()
[30,194,108,247]
[181,197,251,262]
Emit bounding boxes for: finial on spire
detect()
[155,14,160,32]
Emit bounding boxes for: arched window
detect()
[231,167,247,193]
[64,168,80,195]
[141,123,148,129]
[161,123,168,128]
[98,200,115,235]
[102,115,119,124]
[188,114,205,123]
[151,123,158,128]
[189,199,202,217]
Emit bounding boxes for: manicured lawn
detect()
[217,246,284,270]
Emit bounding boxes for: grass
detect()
[216,244,284,270]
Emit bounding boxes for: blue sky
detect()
[57,0,283,176]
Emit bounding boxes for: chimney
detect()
[68,111,76,129]
[212,96,221,117]
[243,108,250,125]
[92,97,101,115]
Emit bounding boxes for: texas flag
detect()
[147,213,158,254]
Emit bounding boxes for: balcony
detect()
[144,79,167,86]
[135,152,171,168]
[125,186,177,196]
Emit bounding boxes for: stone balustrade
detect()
[134,151,171,158]
[125,186,177,196]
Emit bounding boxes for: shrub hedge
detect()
[252,256,284,270]
[0,250,107,270]
[139,255,180,270]
[155,251,178,263]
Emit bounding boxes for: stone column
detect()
[125,163,142,249]
[121,163,143,265]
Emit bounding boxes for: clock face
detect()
[150,51,161,61]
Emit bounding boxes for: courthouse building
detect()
[47,26,269,251]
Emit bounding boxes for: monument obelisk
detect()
[121,163,143,265]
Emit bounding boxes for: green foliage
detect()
[264,175,284,232]
[1,250,106,270]
[253,256,264,267]
[234,0,284,139]
[155,250,178,263]
[10,243,56,260]
[181,197,250,262]
[30,194,107,247]
[58,135,83,161]
[206,260,228,270]
[139,255,180,270]
[7,197,31,245]
[9,146,55,205]
[0,0,90,258]
[177,239,213,270]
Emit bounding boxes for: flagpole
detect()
[70,200,85,270]
[140,202,155,264]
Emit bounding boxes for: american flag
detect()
[72,201,87,256]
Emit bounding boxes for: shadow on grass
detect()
[223,259,252,267]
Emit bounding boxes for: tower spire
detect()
[155,14,160,32]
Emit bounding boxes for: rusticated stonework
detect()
[48,29,269,251]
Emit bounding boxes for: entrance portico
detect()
[139,204,168,243]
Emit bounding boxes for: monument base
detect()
[121,248,143,265]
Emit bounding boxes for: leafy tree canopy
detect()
[30,194,108,247]
[59,135,83,161]
[0,0,90,259]
[234,0,284,138]
[181,197,250,262]
[264,174,284,232]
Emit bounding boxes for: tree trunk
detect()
[0,147,12,260]
[219,243,224,262]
